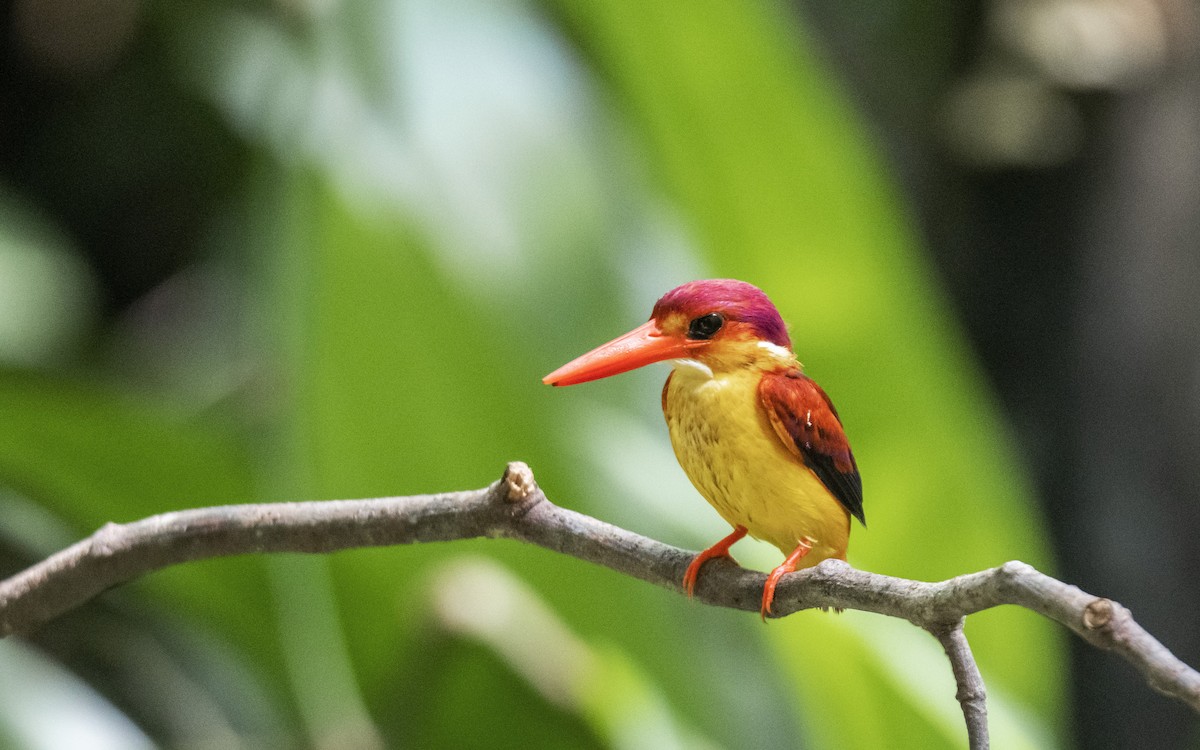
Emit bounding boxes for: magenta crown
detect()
[651,279,791,350]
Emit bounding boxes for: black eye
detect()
[687,312,725,340]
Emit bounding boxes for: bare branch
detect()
[2,461,1199,746]
[930,620,988,750]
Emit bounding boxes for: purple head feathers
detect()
[651,279,792,349]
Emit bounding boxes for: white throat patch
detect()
[757,340,793,361]
[673,358,714,379]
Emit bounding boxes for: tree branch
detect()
[931,620,988,750]
[2,462,1199,746]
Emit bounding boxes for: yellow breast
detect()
[664,360,850,564]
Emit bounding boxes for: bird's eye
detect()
[687,313,725,340]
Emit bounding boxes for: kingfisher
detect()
[543,279,864,618]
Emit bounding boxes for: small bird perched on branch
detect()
[544,279,864,618]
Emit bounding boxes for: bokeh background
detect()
[1,0,1197,748]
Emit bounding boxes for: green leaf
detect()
[255,166,764,747]
[543,0,1065,745]
[0,369,293,740]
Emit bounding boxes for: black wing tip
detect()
[844,475,866,527]
[804,456,865,528]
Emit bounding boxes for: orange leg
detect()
[761,538,814,620]
[683,525,748,597]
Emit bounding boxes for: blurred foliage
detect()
[0,0,1066,748]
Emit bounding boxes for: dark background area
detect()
[804,2,1200,746]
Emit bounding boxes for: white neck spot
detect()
[757,341,793,361]
[673,358,714,379]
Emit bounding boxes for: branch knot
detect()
[502,461,537,503]
[1083,598,1114,632]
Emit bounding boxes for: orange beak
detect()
[543,320,701,386]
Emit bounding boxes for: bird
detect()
[543,279,864,618]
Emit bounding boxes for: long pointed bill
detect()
[543,320,699,386]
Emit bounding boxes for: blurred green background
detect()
[3,0,1199,748]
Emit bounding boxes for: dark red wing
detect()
[758,369,865,525]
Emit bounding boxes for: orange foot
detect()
[683,525,748,597]
[761,538,814,620]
